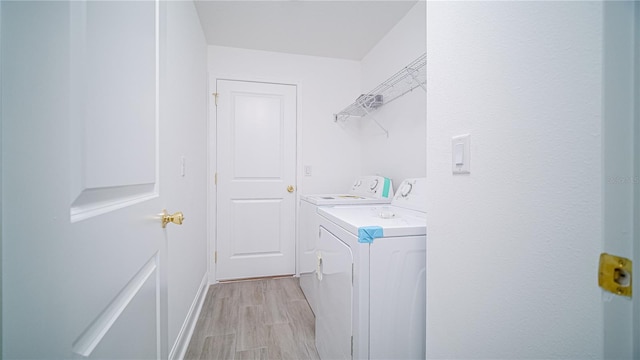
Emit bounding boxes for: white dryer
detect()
[299,176,393,315]
[315,178,426,360]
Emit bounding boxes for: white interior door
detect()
[3,1,173,358]
[216,79,297,280]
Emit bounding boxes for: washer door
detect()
[315,226,353,360]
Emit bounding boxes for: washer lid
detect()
[318,205,426,238]
[301,194,393,205]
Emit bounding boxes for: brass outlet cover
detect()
[598,253,632,298]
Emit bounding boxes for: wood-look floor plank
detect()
[235,347,269,360]
[237,280,266,306]
[213,281,239,299]
[199,334,236,360]
[236,305,268,351]
[286,299,316,345]
[205,296,239,336]
[266,323,310,360]
[187,277,320,359]
[264,289,290,325]
[280,277,307,301]
[304,342,321,360]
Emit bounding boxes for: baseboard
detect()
[169,273,209,360]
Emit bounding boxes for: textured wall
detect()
[426,2,604,358]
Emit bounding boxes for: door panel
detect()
[316,227,353,360]
[231,199,284,254]
[79,257,159,359]
[2,1,168,358]
[81,1,157,189]
[69,1,158,222]
[233,94,283,178]
[217,80,296,280]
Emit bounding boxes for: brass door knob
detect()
[287,185,295,193]
[162,209,184,228]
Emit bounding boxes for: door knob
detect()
[287,185,295,193]
[162,209,184,228]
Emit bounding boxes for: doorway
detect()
[214,79,297,281]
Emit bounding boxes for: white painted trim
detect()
[168,273,209,360]
[207,73,217,285]
[0,1,4,355]
[72,255,159,357]
[70,186,158,223]
[633,3,640,358]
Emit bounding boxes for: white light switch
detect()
[304,165,312,177]
[452,134,470,174]
[454,143,464,165]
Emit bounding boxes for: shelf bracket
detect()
[371,117,389,138]
[361,106,389,138]
[407,68,426,92]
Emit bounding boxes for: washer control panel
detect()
[392,178,427,212]
[351,176,394,199]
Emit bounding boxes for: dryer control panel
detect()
[351,176,394,199]
[392,178,427,212]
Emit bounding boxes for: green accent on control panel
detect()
[382,178,391,198]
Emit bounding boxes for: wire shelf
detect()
[334,53,426,123]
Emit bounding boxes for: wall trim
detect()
[168,273,208,360]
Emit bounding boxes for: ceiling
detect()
[194,1,418,60]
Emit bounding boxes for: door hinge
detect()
[214,172,217,185]
[351,335,353,356]
[352,263,354,285]
[212,92,219,106]
[214,251,217,264]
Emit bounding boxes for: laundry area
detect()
[196,1,427,358]
[2,0,639,359]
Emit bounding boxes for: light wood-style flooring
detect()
[184,277,320,360]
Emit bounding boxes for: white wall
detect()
[208,46,362,195]
[602,2,636,358]
[426,2,604,358]
[162,2,208,357]
[359,1,426,187]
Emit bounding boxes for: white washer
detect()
[315,178,426,360]
[299,176,394,315]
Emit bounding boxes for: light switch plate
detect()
[304,165,312,177]
[452,134,470,174]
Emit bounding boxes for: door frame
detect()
[634,3,640,358]
[0,1,4,354]
[206,73,304,284]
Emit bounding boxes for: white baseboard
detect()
[169,273,209,360]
